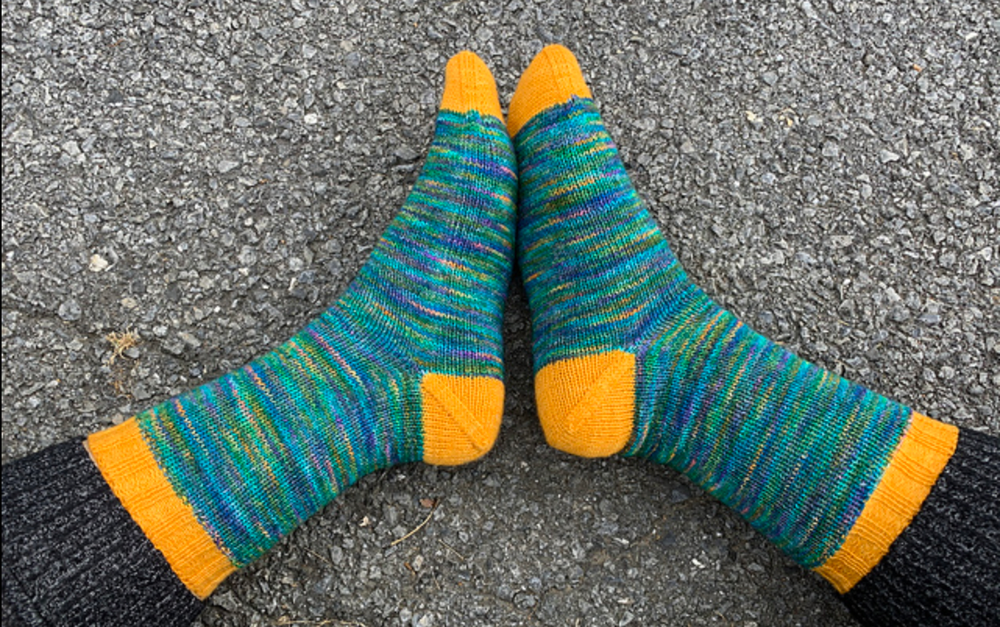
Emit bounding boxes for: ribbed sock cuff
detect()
[842,428,1000,626]
[815,413,958,591]
[88,419,235,596]
[2,439,204,627]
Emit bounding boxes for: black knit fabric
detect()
[2,439,205,627]
[843,427,999,627]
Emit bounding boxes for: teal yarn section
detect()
[136,110,516,568]
[516,98,696,368]
[515,97,912,568]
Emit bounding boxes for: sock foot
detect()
[511,45,637,458]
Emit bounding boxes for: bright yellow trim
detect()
[88,419,236,599]
[815,413,959,593]
[439,51,504,123]
[508,44,593,137]
[535,351,635,458]
[421,373,504,465]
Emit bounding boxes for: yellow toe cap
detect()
[508,44,593,137]
[440,50,504,123]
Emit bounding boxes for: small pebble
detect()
[217,159,241,173]
[58,300,82,321]
[89,254,109,272]
[879,149,901,163]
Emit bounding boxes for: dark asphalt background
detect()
[3,1,997,625]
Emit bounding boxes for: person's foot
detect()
[86,50,516,597]
[509,43,964,590]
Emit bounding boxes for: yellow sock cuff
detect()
[814,413,959,592]
[439,50,504,123]
[88,419,236,599]
[508,44,593,137]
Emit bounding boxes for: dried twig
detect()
[304,548,333,566]
[438,539,466,561]
[389,503,438,547]
[274,619,368,627]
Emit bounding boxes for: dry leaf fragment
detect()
[105,329,140,365]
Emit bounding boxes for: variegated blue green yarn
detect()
[515,97,913,568]
[135,109,516,568]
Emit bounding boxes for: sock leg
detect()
[6,51,517,613]
[510,44,998,624]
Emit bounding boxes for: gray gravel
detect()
[3,1,998,625]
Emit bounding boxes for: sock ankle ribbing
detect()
[86,51,516,599]
[510,45,958,588]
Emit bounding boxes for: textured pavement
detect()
[2,1,998,625]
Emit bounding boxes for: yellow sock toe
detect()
[507,44,593,137]
[439,50,504,122]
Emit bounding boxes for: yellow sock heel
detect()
[421,374,504,465]
[535,351,635,458]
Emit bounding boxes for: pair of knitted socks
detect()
[3,48,996,627]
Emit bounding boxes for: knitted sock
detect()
[509,44,997,621]
[81,51,515,601]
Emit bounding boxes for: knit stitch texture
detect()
[2,440,203,627]
[515,96,912,568]
[843,427,1000,626]
[136,108,516,568]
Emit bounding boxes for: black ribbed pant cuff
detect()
[843,427,999,627]
[2,439,204,627]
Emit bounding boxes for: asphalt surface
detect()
[2,1,998,625]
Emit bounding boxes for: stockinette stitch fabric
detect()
[508,46,997,627]
[88,51,516,588]
[2,51,516,627]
